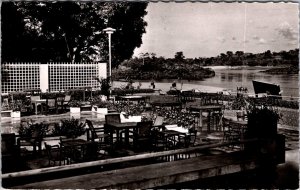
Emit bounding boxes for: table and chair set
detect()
[40,113,198,166]
[30,95,71,115]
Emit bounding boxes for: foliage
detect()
[95,77,111,98]
[246,105,280,138]
[174,51,185,60]
[68,100,82,107]
[2,2,148,66]
[51,117,85,138]
[231,96,247,110]
[90,96,110,108]
[18,122,49,137]
[114,55,215,80]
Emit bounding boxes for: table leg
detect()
[199,110,202,129]
[35,103,38,115]
[125,129,129,145]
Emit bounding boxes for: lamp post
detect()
[103,27,116,87]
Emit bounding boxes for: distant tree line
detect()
[113,49,299,80]
[113,51,215,80]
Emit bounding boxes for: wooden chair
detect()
[63,95,71,108]
[44,142,67,166]
[56,96,65,113]
[129,121,153,151]
[86,119,107,142]
[17,124,44,156]
[43,98,57,114]
[30,95,41,114]
[153,115,165,130]
[223,120,241,149]
[2,133,21,173]
[105,113,121,124]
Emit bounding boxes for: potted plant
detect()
[245,104,282,161]
[11,100,23,118]
[68,100,81,113]
[246,105,280,139]
[51,117,85,139]
[91,97,109,114]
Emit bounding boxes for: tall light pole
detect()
[103,27,116,87]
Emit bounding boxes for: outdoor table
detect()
[150,101,182,109]
[60,139,96,162]
[105,122,138,146]
[189,105,223,132]
[162,125,189,147]
[120,95,145,102]
[31,99,47,115]
[229,120,248,137]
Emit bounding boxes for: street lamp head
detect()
[103,27,116,34]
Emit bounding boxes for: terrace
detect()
[1,89,292,188]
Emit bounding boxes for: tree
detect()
[174,51,185,60]
[1,2,148,67]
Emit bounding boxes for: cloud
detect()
[252,35,267,44]
[256,25,268,29]
[217,36,226,43]
[258,38,267,44]
[276,22,298,41]
[252,35,259,40]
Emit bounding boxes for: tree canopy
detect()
[1,2,148,67]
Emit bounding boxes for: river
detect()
[114,66,299,99]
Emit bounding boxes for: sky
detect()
[133,2,299,58]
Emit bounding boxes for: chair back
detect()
[153,116,164,126]
[47,99,57,107]
[85,119,98,140]
[105,113,121,124]
[30,95,40,102]
[137,121,153,137]
[1,133,16,154]
[187,130,197,146]
[56,96,65,105]
[64,95,71,102]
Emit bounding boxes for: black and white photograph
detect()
[1,1,299,188]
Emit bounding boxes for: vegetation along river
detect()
[114,66,299,98]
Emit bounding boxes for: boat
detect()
[252,80,282,99]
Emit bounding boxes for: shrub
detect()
[51,118,85,138]
[18,122,49,138]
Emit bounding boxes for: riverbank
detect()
[261,65,298,75]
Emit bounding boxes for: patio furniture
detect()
[2,133,21,173]
[63,95,71,109]
[44,142,67,166]
[105,122,138,146]
[43,98,57,114]
[127,121,153,151]
[189,105,223,133]
[236,110,248,121]
[17,125,43,156]
[60,138,97,163]
[105,113,121,124]
[86,120,112,153]
[153,115,164,130]
[31,95,46,115]
[56,96,66,113]
[151,129,173,152]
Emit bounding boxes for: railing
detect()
[3,139,258,179]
